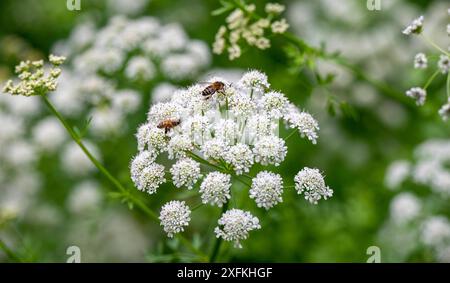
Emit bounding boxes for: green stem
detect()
[423,70,440,90]
[209,201,229,263]
[178,235,208,261]
[446,72,450,98]
[42,94,157,219]
[188,151,251,188]
[232,174,251,188]
[330,56,410,104]
[242,173,253,180]
[192,202,205,211]
[284,128,298,142]
[41,94,129,197]
[282,31,320,54]
[40,94,205,258]
[421,34,450,56]
[187,151,226,172]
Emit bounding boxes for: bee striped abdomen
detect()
[202,86,216,97]
[201,81,225,100]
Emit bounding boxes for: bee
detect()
[201,81,226,100]
[157,118,181,134]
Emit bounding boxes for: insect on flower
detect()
[131,70,332,243]
[157,118,181,134]
[200,81,227,100]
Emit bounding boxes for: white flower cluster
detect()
[294,167,333,204]
[213,2,289,60]
[379,188,450,262]
[414,53,428,69]
[402,16,424,35]
[0,93,43,222]
[130,150,165,194]
[389,192,422,224]
[439,98,450,121]
[384,160,411,189]
[386,139,450,196]
[32,117,66,152]
[214,209,261,248]
[159,200,191,238]
[67,180,103,214]
[2,55,65,97]
[401,13,450,121]
[405,87,426,106]
[69,16,210,81]
[131,70,331,245]
[199,172,231,207]
[50,16,210,137]
[2,54,112,182]
[421,216,450,248]
[380,139,450,262]
[170,158,202,190]
[249,171,283,209]
[438,55,450,74]
[61,141,101,177]
[0,57,104,222]
[253,135,287,166]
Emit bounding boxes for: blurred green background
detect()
[0,0,449,262]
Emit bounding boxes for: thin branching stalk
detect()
[209,201,229,263]
[284,128,298,142]
[423,70,441,90]
[40,93,206,259]
[446,72,450,98]
[421,34,450,56]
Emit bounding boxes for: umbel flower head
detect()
[401,13,449,121]
[405,87,427,106]
[402,15,424,35]
[439,99,450,121]
[199,172,232,207]
[170,158,202,189]
[214,209,261,248]
[387,139,450,196]
[131,70,333,244]
[159,200,191,238]
[438,55,450,74]
[213,2,289,60]
[3,55,65,96]
[250,171,283,209]
[414,53,428,69]
[295,167,333,204]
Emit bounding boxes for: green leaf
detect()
[78,116,93,138]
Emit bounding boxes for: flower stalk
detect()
[209,201,229,263]
[40,93,206,259]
